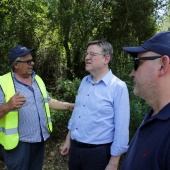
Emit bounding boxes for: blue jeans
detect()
[69,140,111,170]
[1,141,44,170]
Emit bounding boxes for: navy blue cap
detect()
[9,45,35,65]
[122,31,170,58]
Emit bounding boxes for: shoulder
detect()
[0,72,12,84]
[109,74,127,88]
[80,75,91,84]
[35,74,44,82]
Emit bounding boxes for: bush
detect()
[128,84,150,140]
[49,78,81,139]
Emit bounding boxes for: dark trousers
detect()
[69,140,111,170]
[1,141,44,170]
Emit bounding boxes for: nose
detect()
[29,60,34,66]
[129,69,135,77]
[85,54,91,60]
[84,52,88,58]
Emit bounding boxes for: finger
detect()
[17,96,26,101]
[15,103,25,109]
[14,92,20,96]
[61,150,69,156]
[15,92,26,99]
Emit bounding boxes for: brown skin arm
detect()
[48,99,75,111]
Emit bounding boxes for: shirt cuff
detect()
[111,144,129,156]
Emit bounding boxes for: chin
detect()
[133,89,139,96]
[134,90,145,100]
[85,67,90,72]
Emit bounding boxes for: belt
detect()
[71,140,112,148]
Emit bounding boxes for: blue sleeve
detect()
[111,83,130,156]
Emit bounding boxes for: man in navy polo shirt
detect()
[121,31,170,170]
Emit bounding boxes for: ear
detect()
[104,54,110,64]
[13,62,18,69]
[158,55,170,76]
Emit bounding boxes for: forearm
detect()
[49,99,74,110]
[60,130,71,155]
[105,155,121,170]
[65,130,71,143]
[109,155,120,167]
[0,103,12,119]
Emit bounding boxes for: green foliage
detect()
[128,84,150,140]
[159,0,170,31]
[0,0,169,140]
[129,98,149,140]
[49,78,81,139]
[55,77,81,102]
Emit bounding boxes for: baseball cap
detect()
[122,31,170,58]
[9,45,35,65]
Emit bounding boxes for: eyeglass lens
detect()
[133,56,162,71]
[16,59,34,65]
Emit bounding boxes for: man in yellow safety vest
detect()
[0,45,74,170]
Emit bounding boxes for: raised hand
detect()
[7,92,26,110]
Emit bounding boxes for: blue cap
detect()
[9,45,35,65]
[122,31,170,58]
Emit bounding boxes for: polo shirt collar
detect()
[146,103,170,121]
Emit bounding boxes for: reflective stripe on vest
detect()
[0,127,18,135]
[0,72,52,150]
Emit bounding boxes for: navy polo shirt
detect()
[120,103,170,170]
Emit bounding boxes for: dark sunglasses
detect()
[16,59,34,65]
[133,56,162,71]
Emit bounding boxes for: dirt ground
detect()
[0,139,69,170]
[0,140,123,170]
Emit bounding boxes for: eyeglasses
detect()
[16,59,34,65]
[133,56,162,71]
[84,52,104,58]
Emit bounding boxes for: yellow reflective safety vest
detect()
[0,72,52,150]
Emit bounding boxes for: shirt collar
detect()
[86,70,113,86]
[11,70,36,79]
[145,103,170,121]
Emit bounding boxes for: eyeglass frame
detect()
[133,56,162,71]
[15,59,34,65]
[84,52,105,58]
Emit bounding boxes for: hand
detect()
[7,92,26,110]
[68,103,75,111]
[60,140,70,156]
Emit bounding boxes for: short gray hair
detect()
[15,57,21,62]
[11,57,21,71]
